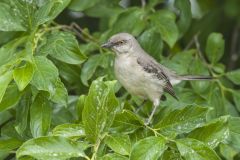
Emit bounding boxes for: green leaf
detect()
[233,91,240,112]
[16,136,87,160]
[31,56,58,94]
[51,79,68,106]
[175,0,192,36]
[208,86,226,119]
[161,49,195,75]
[84,0,122,18]
[109,8,146,36]
[39,32,86,64]
[105,134,131,155]
[138,29,163,61]
[76,95,86,122]
[35,0,71,26]
[205,33,225,63]
[0,36,27,67]
[0,84,21,112]
[8,0,36,30]
[176,138,221,160]
[0,2,26,31]
[228,117,240,150]
[0,138,22,159]
[130,136,167,160]
[161,149,182,160]
[30,93,52,138]
[219,143,238,160]
[82,79,119,143]
[15,91,31,137]
[13,62,35,91]
[188,117,229,148]
[111,110,144,134]
[154,106,208,135]
[0,71,13,103]
[226,69,240,85]
[68,0,101,11]
[52,123,85,139]
[80,54,107,86]
[100,153,128,160]
[189,59,210,93]
[150,10,179,48]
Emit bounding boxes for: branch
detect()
[228,25,239,70]
[141,0,146,7]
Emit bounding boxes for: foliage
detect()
[0,0,240,159]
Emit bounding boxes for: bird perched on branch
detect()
[101,33,212,125]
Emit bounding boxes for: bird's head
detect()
[101,33,137,55]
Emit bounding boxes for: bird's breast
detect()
[114,55,147,98]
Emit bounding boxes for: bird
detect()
[101,32,212,125]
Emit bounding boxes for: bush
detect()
[0,0,240,159]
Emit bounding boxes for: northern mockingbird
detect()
[101,33,212,124]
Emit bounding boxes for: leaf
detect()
[39,32,86,64]
[130,136,167,160]
[175,0,192,36]
[188,117,229,148]
[100,153,128,160]
[233,91,240,112]
[208,86,226,119]
[13,62,35,91]
[30,93,52,138]
[51,79,68,106]
[8,0,36,30]
[228,117,240,150]
[84,0,122,18]
[0,71,13,103]
[150,10,179,48]
[111,110,144,134]
[154,105,208,135]
[80,54,107,86]
[16,136,87,160]
[76,95,86,122]
[31,56,59,94]
[15,91,31,137]
[35,0,71,26]
[226,69,240,85]
[0,84,21,112]
[105,134,131,155]
[161,50,195,75]
[219,143,238,160]
[109,7,146,36]
[138,29,163,61]
[0,36,27,67]
[189,59,210,93]
[68,0,101,11]
[82,79,119,143]
[176,138,221,160]
[0,2,26,31]
[0,138,22,157]
[205,33,225,63]
[52,123,85,139]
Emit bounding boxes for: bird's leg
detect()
[135,100,147,113]
[145,99,160,125]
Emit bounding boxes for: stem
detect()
[141,0,146,7]
[90,133,107,160]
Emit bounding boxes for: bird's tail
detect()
[177,75,214,81]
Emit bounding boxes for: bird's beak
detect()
[101,42,114,48]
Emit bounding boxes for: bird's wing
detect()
[137,57,178,100]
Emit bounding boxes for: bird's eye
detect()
[119,40,124,44]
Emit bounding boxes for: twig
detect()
[141,0,146,7]
[228,25,239,70]
[184,32,200,50]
